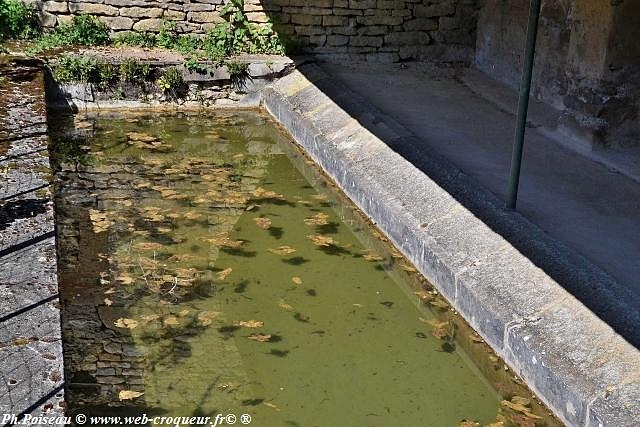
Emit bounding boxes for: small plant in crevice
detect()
[156,66,185,99]
[183,58,208,74]
[226,59,251,89]
[0,0,40,40]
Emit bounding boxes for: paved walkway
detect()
[318,61,640,310]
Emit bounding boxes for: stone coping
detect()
[0,59,65,422]
[260,64,640,427]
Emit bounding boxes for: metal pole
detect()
[506,0,543,210]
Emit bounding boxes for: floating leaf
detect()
[263,402,281,411]
[307,234,335,247]
[184,211,203,220]
[216,268,233,281]
[103,298,113,306]
[116,274,135,285]
[247,333,272,342]
[278,300,294,311]
[203,233,244,248]
[133,242,163,251]
[363,252,384,262]
[114,318,138,329]
[291,277,303,285]
[252,187,285,200]
[269,246,296,255]
[127,132,157,143]
[239,320,264,328]
[429,297,449,309]
[304,212,329,226]
[400,262,417,273]
[254,217,272,229]
[198,311,220,326]
[163,316,180,326]
[118,390,144,401]
[414,290,433,303]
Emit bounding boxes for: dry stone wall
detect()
[26,0,480,63]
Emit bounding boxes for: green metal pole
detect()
[506,0,543,210]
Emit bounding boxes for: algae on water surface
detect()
[52,111,552,426]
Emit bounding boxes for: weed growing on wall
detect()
[0,0,40,40]
[28,14,110,54]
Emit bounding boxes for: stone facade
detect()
[26,0,480,63]
[476,0,640,147]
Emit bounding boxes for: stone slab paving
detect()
[261,64,640,427]
[0,59,65,422]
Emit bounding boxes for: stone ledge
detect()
[261,64,640,426]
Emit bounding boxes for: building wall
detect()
[26,0,480,63]
[475,0,639,147]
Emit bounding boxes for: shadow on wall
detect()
[258,0,480,63]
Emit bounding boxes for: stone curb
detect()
[0,61,65,421]
[260,64,640,427]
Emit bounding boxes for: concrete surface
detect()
[261,63,640,426]
[315,61,640,342]
[0,59,65,422]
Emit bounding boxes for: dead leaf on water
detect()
[304,212,329,226]
[118,390,144,401]
[197,311,220,326]
[103,298,113,306]
[263,402,281,411]
[114,318,138,329]
[184,211,203,220]
[163,316,180,326]
[251,187,285,200]
[133,242,163,251]
[291,277,303,285]
[216,268,233,281]
[247,333,272,342]
[400,262,417,273]
[254,217,272,229]
[363,252,384,262]
[203,233,244,249]
[238,320,264,328]
[310,194,327,201]
[278,300,294,311]
[308,234,335,247]
[116,274,135,285]
[268,246,296,255]
[429,297,449,309]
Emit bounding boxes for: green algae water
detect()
[52,111,531,426]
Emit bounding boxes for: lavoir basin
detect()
[51,110,559,426]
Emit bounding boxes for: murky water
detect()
[52,111,551,426]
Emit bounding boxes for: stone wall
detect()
[475,0,640,147]
[25,0,480,63]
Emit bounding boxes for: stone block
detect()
[100,16,134,31]
[120,7,164,19]
[133,18,164,32]
[68,3,119,16]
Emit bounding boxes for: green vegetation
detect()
[51,55,152,91]
[28,14,110,54]
[0,0,40,40]
[156,66,184,97]
[183,58,208,74]
[119,58,151,82]
[226,59,250,88]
